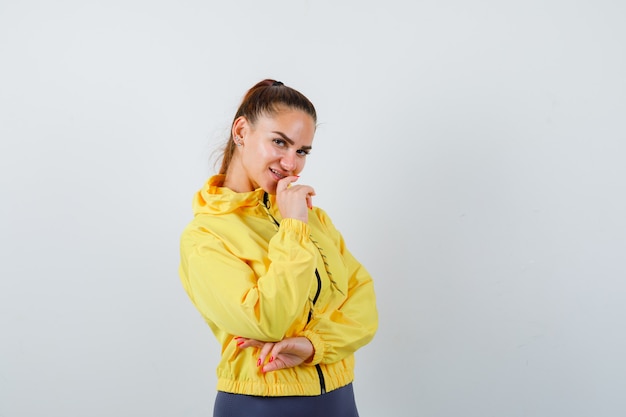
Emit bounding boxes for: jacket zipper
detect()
[310,269,326,394]
[262,192,327,395]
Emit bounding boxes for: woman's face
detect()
[227,108,316,194]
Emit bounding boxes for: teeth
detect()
[270,168,285,179]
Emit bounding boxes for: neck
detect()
[223,162,253,193]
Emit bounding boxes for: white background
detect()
[1,1,625,416]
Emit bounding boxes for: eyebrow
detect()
[271,131,313,151]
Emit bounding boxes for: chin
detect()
[264,184,278,195]
[256,179,277,195]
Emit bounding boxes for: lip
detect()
[269,167,287,180]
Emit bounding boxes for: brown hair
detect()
[218,79,317,174]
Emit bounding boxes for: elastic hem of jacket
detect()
[216,369,354,397]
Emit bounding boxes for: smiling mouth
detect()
[270,168,287,179]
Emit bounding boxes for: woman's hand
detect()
[276,176,315,223]
[235,336,314,373]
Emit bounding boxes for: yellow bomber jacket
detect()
[179,175,378,396]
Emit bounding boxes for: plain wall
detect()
[1,1,625,416]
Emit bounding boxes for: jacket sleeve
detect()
[179,218,317,342]
[300,211,379,365]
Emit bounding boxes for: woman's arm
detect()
[180,218,318,341]
[300,210,379,365]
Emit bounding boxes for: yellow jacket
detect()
[179,175,378,396]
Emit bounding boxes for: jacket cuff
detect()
[279,218,311,239]
[300,329,325,365]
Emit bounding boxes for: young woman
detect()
[179,79,378,417]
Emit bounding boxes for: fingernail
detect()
[269,356,274,363]
[257,358,261,367]
[237,341,244,346]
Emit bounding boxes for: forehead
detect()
[253,109,316,140]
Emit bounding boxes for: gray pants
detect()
[213,383,359,417]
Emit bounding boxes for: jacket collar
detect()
[192,174,270,215]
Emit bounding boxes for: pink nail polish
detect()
[237,341,244,346]
[269,356,274,363]
[257,358,261,367]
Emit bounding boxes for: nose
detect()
[280,152,297,172]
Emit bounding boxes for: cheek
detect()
[296,158,307,172]
[245,143,274,168]
[256,142,279,160]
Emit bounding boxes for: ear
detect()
[231,116,249,144]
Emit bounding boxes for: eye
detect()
[272,138,286,147]
[296,149,310,156]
